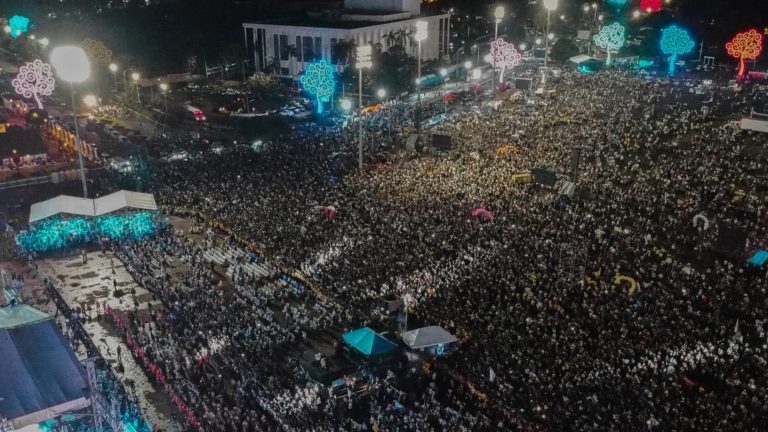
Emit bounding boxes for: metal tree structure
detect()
[299,60,335,114]
[660,25,695,76]
[640,0,662,13]
[726,29,763,78]
[593,23,625,66]
[8,15,29,39]
[82,38,113,67]
[12,59,55,109]
[490,38,522,83]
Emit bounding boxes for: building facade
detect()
[243,0,450,77]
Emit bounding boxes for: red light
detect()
[726,29,764,78]
[640,0,661,13]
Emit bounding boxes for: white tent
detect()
[29,190,157,223]
[402,326,457,350]
[568,55,601,65]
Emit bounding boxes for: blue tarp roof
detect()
[749,250,768,266]
[0,308,88,423]
[342,327,397,356]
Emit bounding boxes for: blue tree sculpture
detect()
[8,15,30,39]
[299,60,335,114]
[660,25,695,76]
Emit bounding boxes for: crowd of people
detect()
[98,70,768,431]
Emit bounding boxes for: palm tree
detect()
[332,39,357,65]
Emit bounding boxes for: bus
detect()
[185,105,206,121]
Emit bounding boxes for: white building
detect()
[242,0,450,77]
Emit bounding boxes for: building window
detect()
[315,37,322,60]
[296,36,303,62]
[303,36,314,62]
[280,34,289,60]
[330,38,338,64]
[280,67,289,75]
[273,34,279,63]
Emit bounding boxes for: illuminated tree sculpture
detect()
[725,29,763,78]
[593,22,626,66]
[490,38,522,83]
[299,60,335,114]
[8,15,30,39]
[660,25,695,76]
[640,0,662,13]
[82,38,113,67]
[12,59,55,109]
[606,0,628,10]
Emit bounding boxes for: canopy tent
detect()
[749,250,768,266]
[29,190,158,223]
[568,55,604,72]
[402,326,457,350]
[342,327,397,357]
[0,305,90,429]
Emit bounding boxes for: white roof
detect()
[94,190,158,215]
[29,190,157,223]
[402,326,457,350]
[569,55,600,64]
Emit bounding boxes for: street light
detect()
[464,61,472,69]
[439,68,448,77]
[377,88,386,98]
[340,98,352,111]
[520,43,527,50]
[82,95,98,108]
[493,6,504,94]
[543,0,558,70]
[39,37,49,47]
[414,20,428,131]
[356,45,372,171]
[131,72,141,103]
[109,63,118,88]
[3,26,9,34]
[548,33,555,40]
[50,46,90,198]
[536,38,542,45]
[160,82,169,113]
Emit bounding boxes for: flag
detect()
[489,367,496,382]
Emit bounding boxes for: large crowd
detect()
[91,70,768,431]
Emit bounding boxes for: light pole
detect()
[356,45,372,171]
[109,63,118,88]
[51,46,91,198]
[160,82,169,113]
[414,20,428,131]
[131,72,141,103]
[493,6,504,94]
[543,0,558,71]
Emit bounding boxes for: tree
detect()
[82,39,113,67]
[12,59,55,109]
[246,72,278,94]
[490,38,521,82]
[660,25,694,76]
[299,60,335,114]
[549,38,579,64]
[332,39,357,65]
[726,29,763,78]
[593,22,626,66]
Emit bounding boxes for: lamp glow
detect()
[50,46,91,83]
[464,60,472,69]
[440,68,448,77]
[83,95,98,107]
[340,98,352,111]
[472,68,482,79]
[494,6,504,22]
[543,0,558,11]
[377,88,386,98]
[660,25,694,76]
[159,82,169,91]
[109,63,118,72]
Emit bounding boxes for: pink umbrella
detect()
[471,207,494,222]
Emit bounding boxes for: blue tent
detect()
[749,250,768,266]
[342,327,397,357]
[0,305,89,428]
